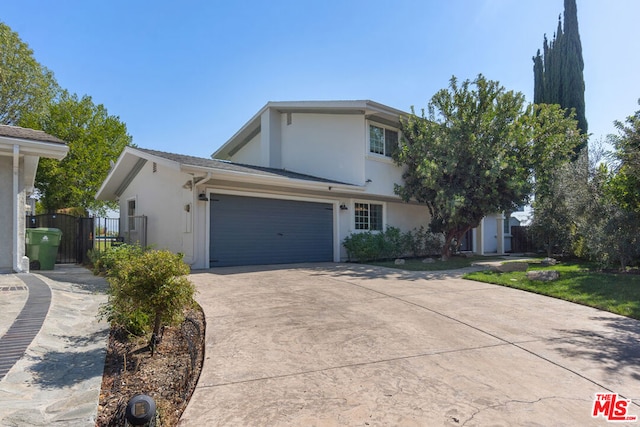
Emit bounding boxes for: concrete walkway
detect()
[180,263,640,426]
[0,265,109,426]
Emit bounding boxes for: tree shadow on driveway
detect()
[551,315,640,381]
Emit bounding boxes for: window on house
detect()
[128,199,136,217]
[127,199,136,231]
[369,124,398,158]
[504,214,511,235]
[354,202,383,231]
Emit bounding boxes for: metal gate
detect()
[26,214,148,265]
[26,214,94,264]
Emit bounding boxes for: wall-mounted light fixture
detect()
[198,193,209,201]
[340,204,348,210]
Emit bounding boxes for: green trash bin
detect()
[26,228,63,270]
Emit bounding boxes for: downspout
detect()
[12,144,22,272]
[192,172,212,268]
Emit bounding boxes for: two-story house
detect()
[97,100,508,269]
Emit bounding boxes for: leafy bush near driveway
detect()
[343,226,443,262]
[97,245,196,349]
[408,226,444,257]
[89,243,145,276]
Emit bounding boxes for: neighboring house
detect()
[0,125,68,272]
[97,100,511,268]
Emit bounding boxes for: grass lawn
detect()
[370,256,504,271]
[463,261,640,320]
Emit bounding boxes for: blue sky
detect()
[2,0,639,159]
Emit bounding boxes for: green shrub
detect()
[343,231,381,262]
[343,226,414,262]
[407,226,443,257]
[99,247,196,350]
[91,243,144,276]
[381,226,411,259]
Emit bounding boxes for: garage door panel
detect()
[210,195,333,267]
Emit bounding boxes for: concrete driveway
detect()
[179,263,640,426]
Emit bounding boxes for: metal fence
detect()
[26,214,93,264]
[92,217,121,253]
[26,214,147,264]
[123,215,147,248]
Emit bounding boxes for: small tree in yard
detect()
[529,174,573,257]
[103,247,196,354]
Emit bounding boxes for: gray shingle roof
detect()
[0,125,66,144]
[135,147,354,185]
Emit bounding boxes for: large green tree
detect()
[1,22,131,214]
[607,100,640,213]
[395,75,584,259]
[533,0,587,147]
[0,22,59,125]
[21,91,132,214]
[527,103,585,256]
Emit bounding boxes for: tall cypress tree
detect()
[533,0,587,152]
[561,0,587,136]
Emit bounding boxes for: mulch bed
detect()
[95,307,205,426]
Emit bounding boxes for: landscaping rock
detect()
[495,262,529,272]
[527,270,559,281]
[422,258,435,264]
[394,259,405,265]
[541,257,558,266]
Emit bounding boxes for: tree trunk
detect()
[150,310,163,356]
[442,227,471,260]
[441,233,454,260]
[153,311,163,337]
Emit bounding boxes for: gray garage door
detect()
[209,194,334,267]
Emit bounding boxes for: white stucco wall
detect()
[118,160,196,263]
[0,156,12,270]
[364,156,405,198]
[280,113,365,185]
[230,132,261,165]
[386,201,430,232]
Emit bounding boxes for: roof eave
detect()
[183,164,365,193]
[0,137,69,160]
[96,146,182,200]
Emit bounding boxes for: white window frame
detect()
[367,122,399,159]
[504,213,512,236]
[126,197,137,232]
[353,201,385,232]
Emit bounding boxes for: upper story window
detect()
[369,124,399,158]
[354,202,383,231]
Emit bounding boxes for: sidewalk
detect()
[0,265,110,426]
